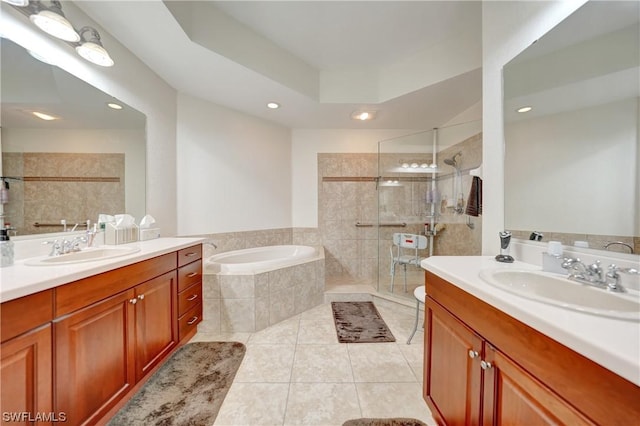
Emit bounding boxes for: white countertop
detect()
[421,256,640,387]
[0,237,204,303]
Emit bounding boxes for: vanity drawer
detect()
[178,283,202,316]
[177,260,202,292]
[1,290,53,342]
[178,302,202,341]
[55,252,176,316]
[178,245,202,268]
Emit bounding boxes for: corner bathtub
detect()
[204,245,320,274]
[201,245,325,333]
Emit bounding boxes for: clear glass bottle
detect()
[0,229,14,267]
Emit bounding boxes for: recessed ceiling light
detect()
[32,111,58,121]
[267,102,280,109]
[107,102,123,110]
[351,110,377,121]
[517,106,533,113]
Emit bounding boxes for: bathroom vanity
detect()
[421,256,640,426]
[0,238,203,425]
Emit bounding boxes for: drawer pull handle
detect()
[129,298,137,305]
[187,294,199,301]
[186,272,198,278]
[480,360,493,370]
[137,294,145,300]
[185,252,197,257]
[468,350,479,359]
[187,316,199,325]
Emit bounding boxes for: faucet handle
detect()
[43,239,62,256]
[605,264,625,292]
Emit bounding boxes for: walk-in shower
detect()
[376,120,483,300]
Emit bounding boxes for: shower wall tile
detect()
[3,152,124,235]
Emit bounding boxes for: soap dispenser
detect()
[0,228,14,267]
[495,230,514,263]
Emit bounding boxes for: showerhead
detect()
[444,152,462,168]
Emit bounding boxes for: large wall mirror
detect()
[1,37,146,237]
[503,0,639,254]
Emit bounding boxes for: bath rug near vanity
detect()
[331,301,396,343]
[108,341,245,426]
[343,418,427,426]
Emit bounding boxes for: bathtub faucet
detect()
[204,240,218,249]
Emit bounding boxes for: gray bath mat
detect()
[343,418,427,426]
[108,341,245,426]
[331,301,396,343]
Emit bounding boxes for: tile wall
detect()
[317,133,483,289]
[201,258,325,333]
[2,152,124,235]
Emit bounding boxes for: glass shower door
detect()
[376,120,483,300]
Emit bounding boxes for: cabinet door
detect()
[482,346,595,426]
[134,271,178,381]
[425,299,483,426]
[1,324,53,426]
[54,290,136,426]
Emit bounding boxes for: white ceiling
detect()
[74,0,483,130]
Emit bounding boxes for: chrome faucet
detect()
[561,257,626,292]
[43,235,87,256]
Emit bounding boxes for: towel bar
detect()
[355,222,407,228]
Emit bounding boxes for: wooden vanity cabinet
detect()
[424,271,640,426]
[54,290,136,426]
[0,291,53,425]
[177,245,202,341]
[1,244,203,425]
[54,260,178,426]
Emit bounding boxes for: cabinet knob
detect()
[185,252,197,257]
[187,316,199,325]
[186,272,198,278]
[468,350,479,359]
[137,294,145,300]
[480,360,493,370]
[187,294,199,301]
[129,298,137,305]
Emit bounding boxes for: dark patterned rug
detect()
[343,418,427,426]
[331,301,396,343]
[108,341,245,426]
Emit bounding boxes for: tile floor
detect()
[191,300,437,426]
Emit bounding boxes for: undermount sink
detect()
[479,269,640,321]
[25,246,141,266]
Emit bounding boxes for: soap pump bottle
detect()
[0,228,14,267]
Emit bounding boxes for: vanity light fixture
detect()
[27,49,56,65]
[2,0,29,6]
[266,102,280,109]
[32,111,58,120]
[75,26,114,67]
[29,0,80,42]
[107,102,123,110]
[517,106,533,113]
[351,110,377,121]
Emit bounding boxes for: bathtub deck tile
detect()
[219,275,256,299]
[221,298,256,332]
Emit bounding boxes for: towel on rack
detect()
[465,176,482,216]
